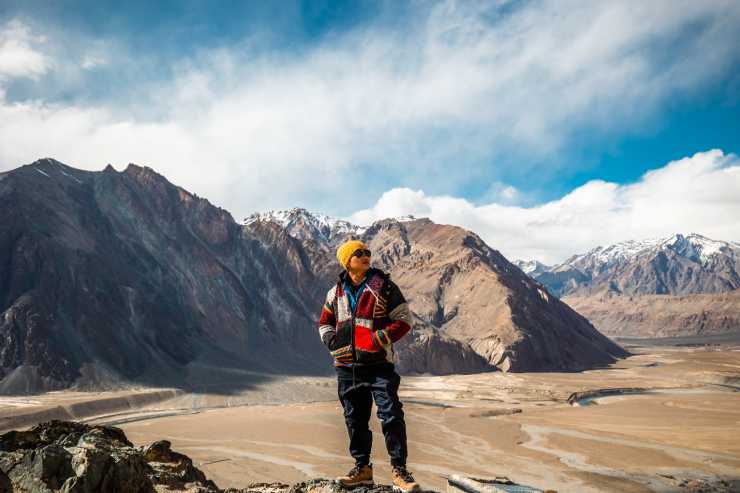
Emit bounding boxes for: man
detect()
[318,240,421,493]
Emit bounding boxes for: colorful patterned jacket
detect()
[318,268,413,367]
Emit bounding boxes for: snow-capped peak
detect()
[242,208,367,243]
[571,238,663,267]
[514,260,552,275]
[660,233,738,264]
[559,233,740,271]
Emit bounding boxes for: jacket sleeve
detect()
[371,281,413,348]
[318,289,337,349]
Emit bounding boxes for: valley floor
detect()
[2,344,740,493]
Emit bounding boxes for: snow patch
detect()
[58,168,82,184]
[514,260,552,275]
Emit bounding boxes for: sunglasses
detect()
[352,249,372,259]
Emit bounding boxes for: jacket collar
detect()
[338,267,388,285]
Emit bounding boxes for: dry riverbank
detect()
[2,344,739,492]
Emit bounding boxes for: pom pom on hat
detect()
[337,240,368,268]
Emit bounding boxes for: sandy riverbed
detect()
[2,344,739,492]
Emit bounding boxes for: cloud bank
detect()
[1,2,740,220]
[0,20,52,84]
[348,150,740,264]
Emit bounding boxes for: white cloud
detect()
[0,2,740,218]
[347,150,740,265]
[81,56,106,70]
[0,20,52,81]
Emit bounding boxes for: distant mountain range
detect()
[515,234,740,337]
[0,161,626,393]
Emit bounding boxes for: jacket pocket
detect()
[331,346,353,365]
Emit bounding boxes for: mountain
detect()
[0,159,334,393]
[517,234,740,337]
[255,209,627,372]
[523,234,740,298]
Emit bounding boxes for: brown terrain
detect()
[1,343,738,493]
[564,289,740,337]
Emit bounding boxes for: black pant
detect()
[336,363,407,467]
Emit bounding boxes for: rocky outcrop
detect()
[0,420,217,492]
[229,480,433,493]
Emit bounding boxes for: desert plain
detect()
[1,340,739,493]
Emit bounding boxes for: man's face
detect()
[347,249,371,271]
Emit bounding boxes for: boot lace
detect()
[347,465,364,478]
[394,467,416,484]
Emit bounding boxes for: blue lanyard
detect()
[344,276,369,314]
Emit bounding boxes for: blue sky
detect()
[1,0,740,262]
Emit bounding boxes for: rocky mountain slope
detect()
[253,209,627,372]
[0,159,334,393]
[516,234,740,337]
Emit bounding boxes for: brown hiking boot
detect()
[336,464,374,488]
[392,466,421,493]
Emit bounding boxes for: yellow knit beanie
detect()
[337,240,368,268]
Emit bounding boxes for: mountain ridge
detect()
[517,233,740,298]
[0,160,626,393]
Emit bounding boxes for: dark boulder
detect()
[0,420,217,493]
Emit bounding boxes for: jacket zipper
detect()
[351,312,356,388]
